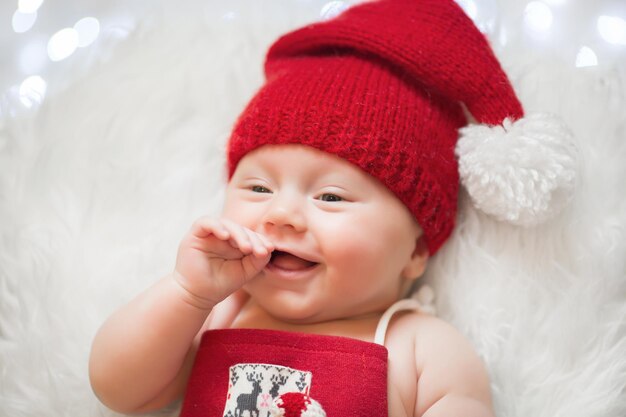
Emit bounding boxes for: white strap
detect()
[374,285,436,346]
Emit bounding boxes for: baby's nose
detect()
[262,195,307,233]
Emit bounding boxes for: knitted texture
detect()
[270,392,326,417]
[227,0,524,254]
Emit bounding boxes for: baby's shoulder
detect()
[383,311,441,368]
[385,310,450,344]
[385,311,473,364]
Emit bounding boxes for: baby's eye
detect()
[319,193,343,202]
[251,185,271,193]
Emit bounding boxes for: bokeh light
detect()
[597,15,626,46]
[18,0,44,14]
[18,75,47,108]
[575,46,598,68]
[1,0,625,122]
[524,1,553,33]
[12,10,38,33]
[47,28,79,62]
[74,17,100,48]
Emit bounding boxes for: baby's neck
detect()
[230,299,383,344]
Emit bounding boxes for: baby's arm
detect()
[413,316,495,417]
[89,217,273,414]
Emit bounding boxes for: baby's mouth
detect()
[269,250,318,271]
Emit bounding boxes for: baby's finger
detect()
[190,217,230,240]
[221,219,253,254]
[256,233,275,252]
[244,228,269,257]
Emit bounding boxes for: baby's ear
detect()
[401,235,429,281]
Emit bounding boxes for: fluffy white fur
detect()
[0,1,624,416]
[457,113,579,226]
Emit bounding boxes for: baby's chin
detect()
[253,295,387,327]
[261,299,330,324]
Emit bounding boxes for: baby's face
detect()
[223,144,427,323]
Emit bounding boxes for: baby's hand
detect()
[173,217,274,309]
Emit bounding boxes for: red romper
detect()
[179,297,431,417]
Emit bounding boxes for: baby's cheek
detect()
[326,230,386,271]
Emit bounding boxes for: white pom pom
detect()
[456,113,579,226]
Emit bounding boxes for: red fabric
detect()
[179,329,388,417]
[227,0,524,254]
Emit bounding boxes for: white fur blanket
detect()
[1,1,624,416]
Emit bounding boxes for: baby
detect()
[89,0,540,416]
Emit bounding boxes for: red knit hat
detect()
[227,0,578,254]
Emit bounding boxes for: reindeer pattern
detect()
[222,364,312,417]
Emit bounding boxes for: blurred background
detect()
[1,0,626,121]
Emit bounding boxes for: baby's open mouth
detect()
[269,250,318,271]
